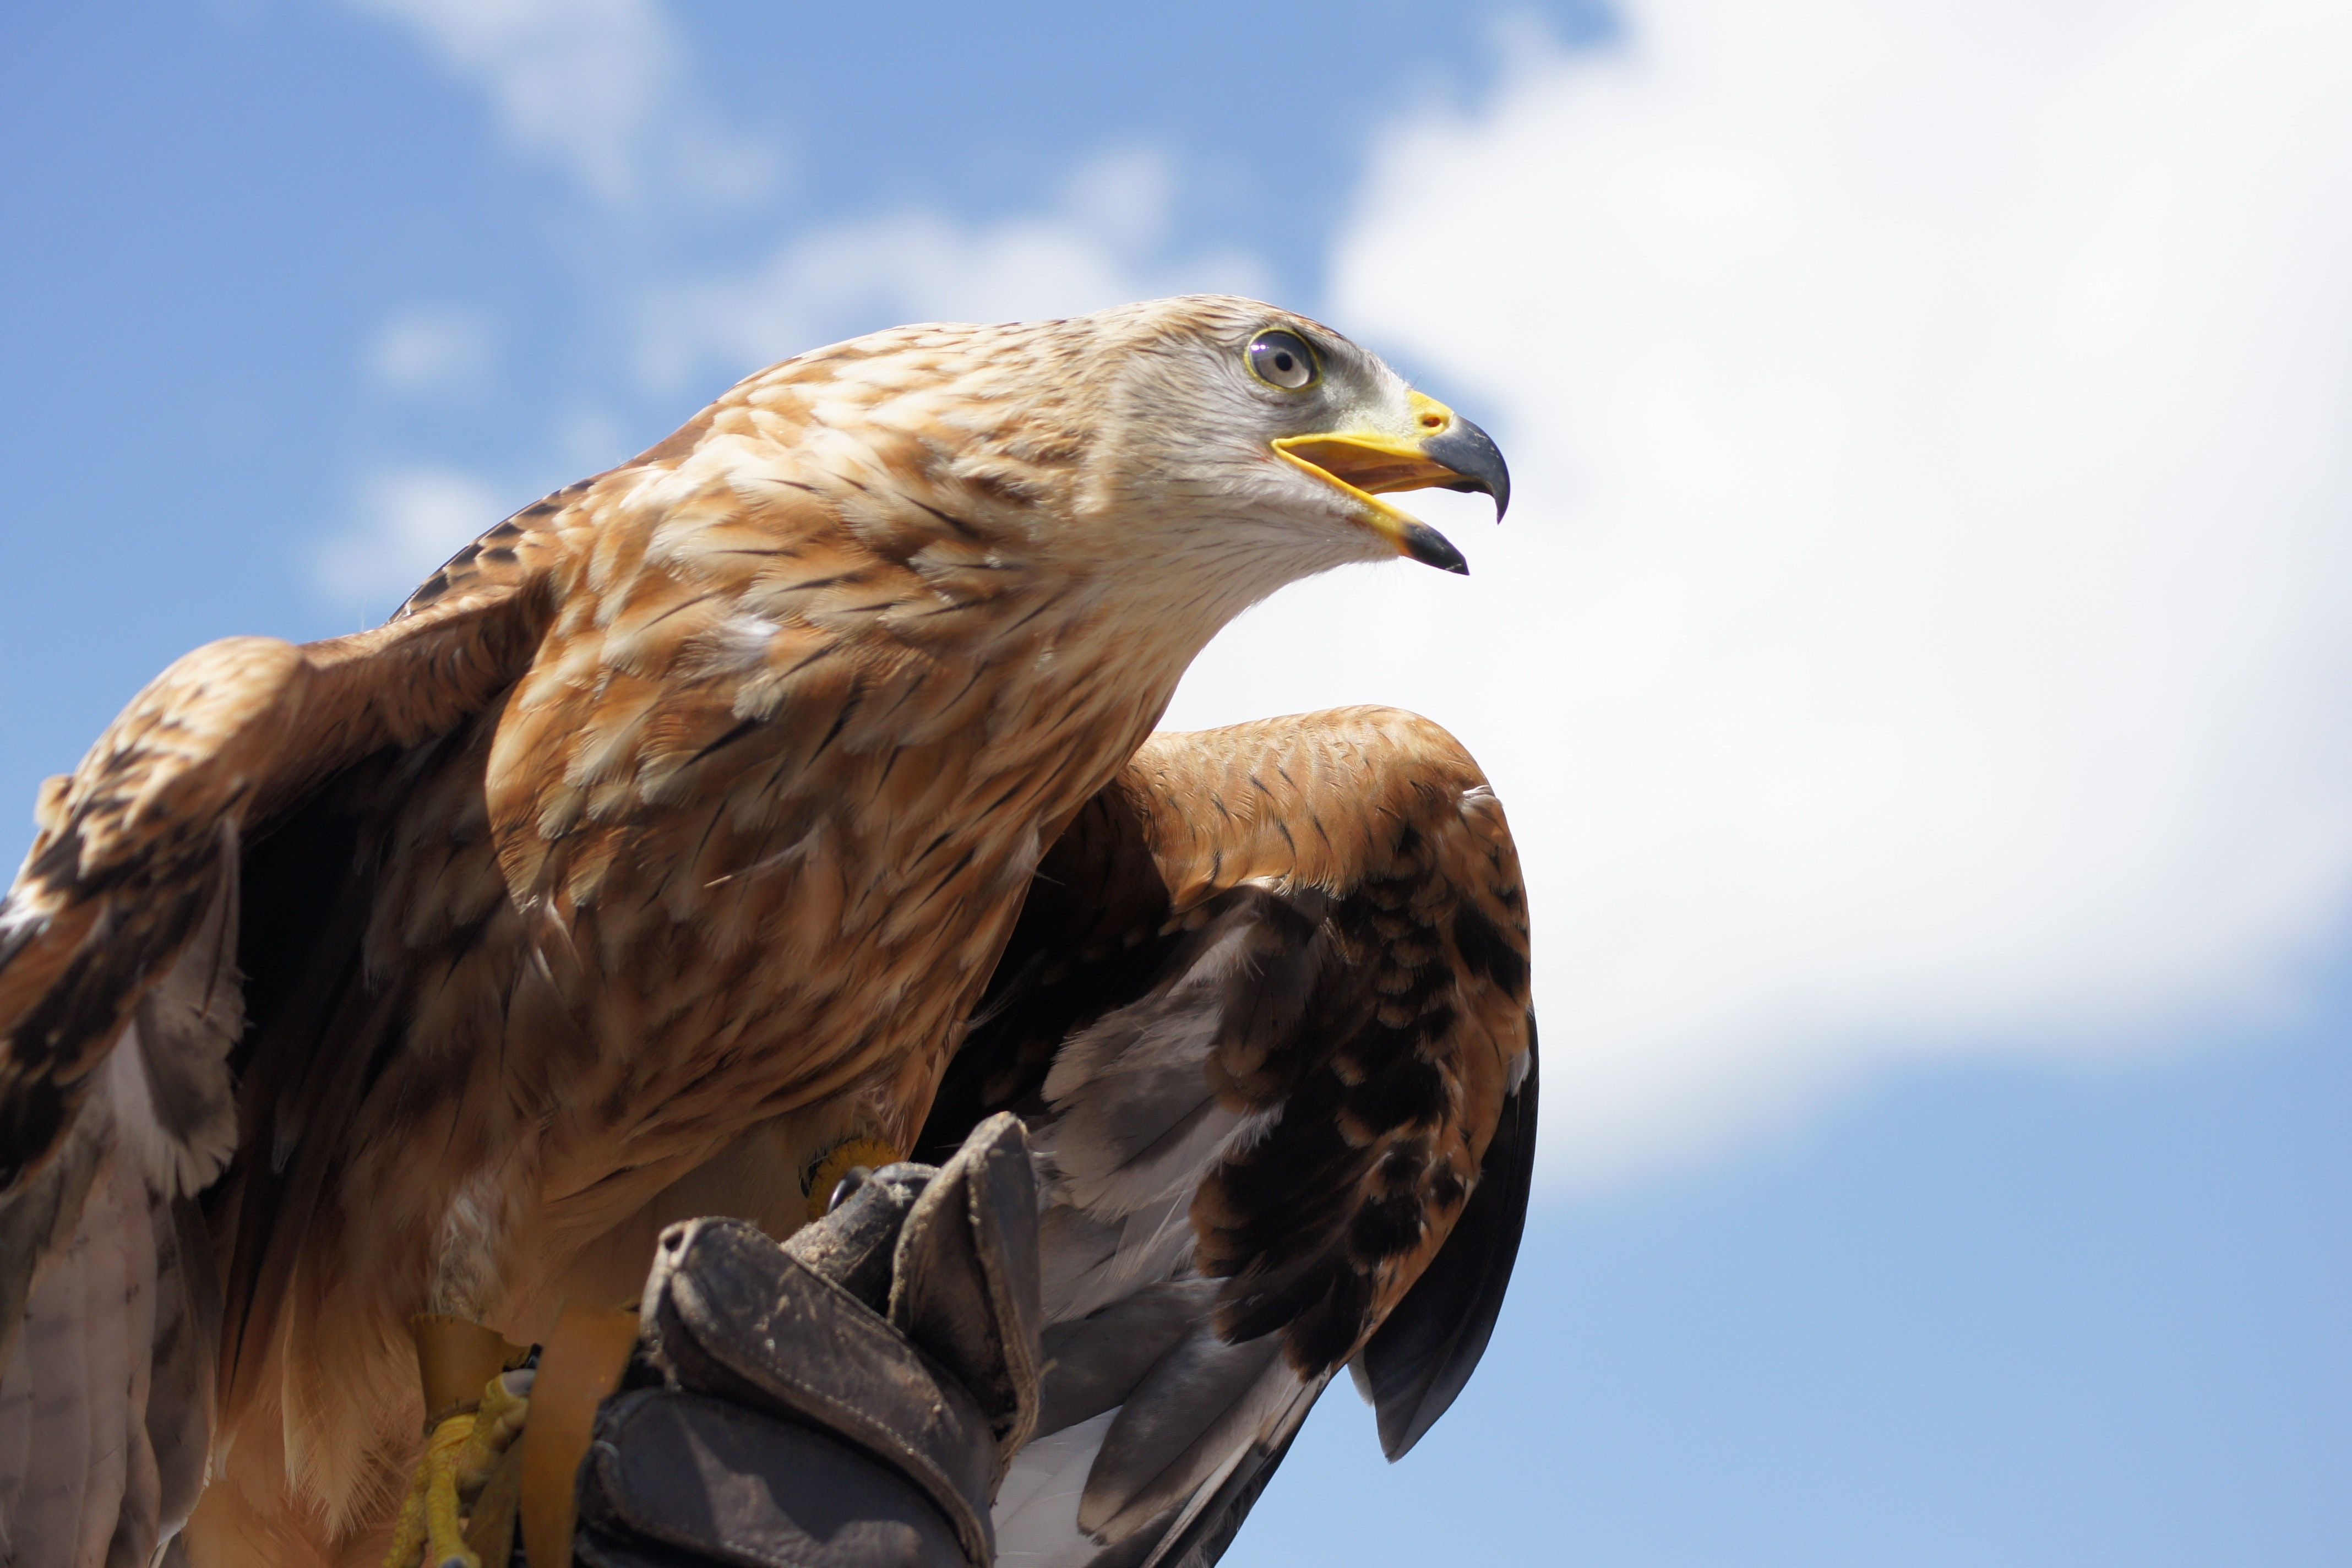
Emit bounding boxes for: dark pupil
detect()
[1271,351,1295,374]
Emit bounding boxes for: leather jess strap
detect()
[409,1315,530,1429]
[520,1303,641,1568]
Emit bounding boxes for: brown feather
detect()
[929,708,1536,1566]
[0,297,1517,1566]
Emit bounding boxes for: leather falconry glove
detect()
[568,1112,1044,1568]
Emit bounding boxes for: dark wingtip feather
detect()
[1360,1025,1538,1460]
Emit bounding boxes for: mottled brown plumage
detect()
[936,710,1536,1565]
[0,297,1528,1568]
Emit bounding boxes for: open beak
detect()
[1272,391,1511,575]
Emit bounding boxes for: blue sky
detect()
[3,2,2348,1562]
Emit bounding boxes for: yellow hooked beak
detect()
[1272,392,1511,574]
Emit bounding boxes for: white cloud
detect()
[644,149,1273,389]
[1166,1,2352,1186]
[349,0,775,206]
[312,467,508,614]
[366,306,494,395]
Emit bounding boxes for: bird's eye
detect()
[1245,330,1320,391]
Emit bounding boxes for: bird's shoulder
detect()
[429,386,1081,891]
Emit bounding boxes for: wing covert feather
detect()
[0,574,549,1195]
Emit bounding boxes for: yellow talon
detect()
[804,1135,901,1223]
[382,1370,535,1568]
[462,1369,533,1474]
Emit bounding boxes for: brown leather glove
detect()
[571,1113,1043,1568]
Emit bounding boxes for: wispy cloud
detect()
[642,149,1273,388]
[1170,0,2352,1186]
[366,306,495,396]
[348,0,775,206]
[312,467,508,614]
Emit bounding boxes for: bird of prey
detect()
[0,296,1535,1568]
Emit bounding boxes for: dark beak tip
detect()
[1401,520,1471,576]
[1442,478,1511,521]
[1424,416,1511,524]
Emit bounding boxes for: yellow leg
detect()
[421,1412,480,1568]
[383,1450,432,1568]
[382,1370,535,1568]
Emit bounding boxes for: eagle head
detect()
[759,295,1510,626]
[1063,294,1510,583]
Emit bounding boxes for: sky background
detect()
[3,2,2348,1562]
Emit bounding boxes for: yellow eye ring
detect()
[1245,329,1320,391]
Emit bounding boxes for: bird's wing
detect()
[917,706,1538,1568]
[0,505,556,1568]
